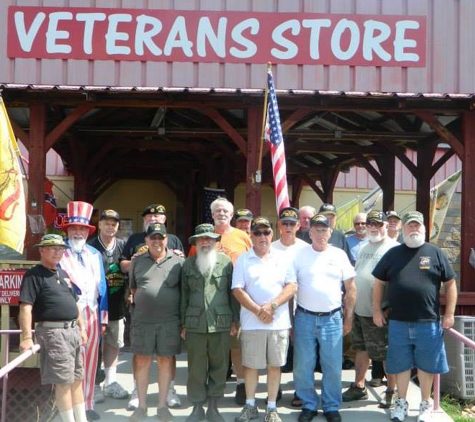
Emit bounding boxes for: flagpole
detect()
[256,62,272,184]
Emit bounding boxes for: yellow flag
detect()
[0,97,26,253]
[335,198,360,233]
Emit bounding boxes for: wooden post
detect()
[416,140,437,239]
[246,107,262,215]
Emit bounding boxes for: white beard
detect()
[403,226,426,248]
[70,238,86,254]
[196,247,217,277]
[368,233,383,243]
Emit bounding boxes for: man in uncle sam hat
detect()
[59,201,108,421]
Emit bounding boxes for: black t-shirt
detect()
[120,232,184,262]
[372,242,455,322]
[88,236,127,320]
[20,264,78,322]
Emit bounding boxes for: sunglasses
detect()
[252,229,272,236]
[354,222,366,225]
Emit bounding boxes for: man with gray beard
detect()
[181,224,239,422]
[372,211,457,422]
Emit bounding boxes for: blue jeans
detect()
[293,308,343,412]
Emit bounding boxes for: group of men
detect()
[19,197,457,422]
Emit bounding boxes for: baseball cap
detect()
[402,211,424,225]
[385,210,401,220]
[100,209,120,221]
[142,204,166,216]
[146,222,167,238]
[310,214,329,227]
[278,207,299,222]
[234,209,253,221]
[319,203,337,216]
[366,210,386,224]
[251,217,272,230]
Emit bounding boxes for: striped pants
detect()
[81,306,100,410]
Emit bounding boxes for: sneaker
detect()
[379,389,396,409]
[391,398,408,422]
[129,407,147,422]
[323,411,342,422]
[94,384,105,404]
[370,378,383,387]
[342,383,368,402]
[235,404,259,422]
[417,399,433,422]
[127,388,139,411]
[86,409,101,421]
[297,409,318,422]
[157,406,174,422]
[264,409,282,422]
[103,382,129,399]
[166,387,181,408]
[235,383,246,406]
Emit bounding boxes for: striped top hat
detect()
[62,201,96,235]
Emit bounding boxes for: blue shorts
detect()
[386,320,449,375]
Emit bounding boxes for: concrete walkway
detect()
[57,352,453,422]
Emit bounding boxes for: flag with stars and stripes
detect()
[265,69,290,213]
[203,187,226,224]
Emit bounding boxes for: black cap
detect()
[319,203,337,215]
[142,204,166,216]
[310,214,329,227]
[251,216,272,230]
[367,210,386,224]
[146,222,167,238]
[234,209,253,221]
[100,209,120,221]
[279,207,299,222]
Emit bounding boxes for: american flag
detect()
[203,187,226,223]
[265,69,290,212]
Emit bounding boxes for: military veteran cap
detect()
[319,203,337,215]
[142,204,166,217]
[402,211,424,225]
[385,210,401,220]
[146,222,167,237]
[234,209,253,221]
[366,210,386,224]
[251,216,272,230]
[100,209,120,221]
[35,234,69,248]
[279,207,299,222]
[310,214,330,227]
[188,223,221,245]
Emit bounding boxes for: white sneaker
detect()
[94,384,105,404]
[391,397,408,422]
[417,399,433,422]
[103,381,129,399]
[166,386,181,408]
[127,388,139,411]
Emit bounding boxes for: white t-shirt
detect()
[354,237,399,317]
[287,245,355,312]
[232,247,294,330]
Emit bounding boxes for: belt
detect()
[297,305,341,317]
[38,320,78,329]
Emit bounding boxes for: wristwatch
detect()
[271,301,278,311]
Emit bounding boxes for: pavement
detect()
[53,351,454,422]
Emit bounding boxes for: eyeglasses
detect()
[366,222,384,227]
[312,228,329,234]
[354,222,366,225]
[252,230,271,236]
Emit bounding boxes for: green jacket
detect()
[180,253,239,333]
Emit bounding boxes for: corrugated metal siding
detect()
[336,149,462,191]
[0,0,474,93]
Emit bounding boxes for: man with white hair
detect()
[296,205,316,244]
[345,212,368,266]
[181,224,239,422]
[60,201,108,421]
[342,211,398,408]
[373,211,458,422]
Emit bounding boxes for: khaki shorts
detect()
[35,326,84,385]
[352,314,388,361]
[104,318,125,349]
[131,319,181,357]
[240,329,289,369]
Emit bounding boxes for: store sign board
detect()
[0,269,25,306]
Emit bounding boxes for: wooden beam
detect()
[9,118,30,149]
[431,149,455,177]
[301,173,325,202]
[45,103,94,150]
[355,154,383,186]
[201,107,247,156]
[282,109,313,133]
[383,143,417,177]
[415,111,464,159]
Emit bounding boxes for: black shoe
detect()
[342,359,355,370]
[324,411,342,422]
[86,409,101,421]
[298,408,318,422]
[185,403,205,422]
[235,383,246,406]
[265,388,282,404]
